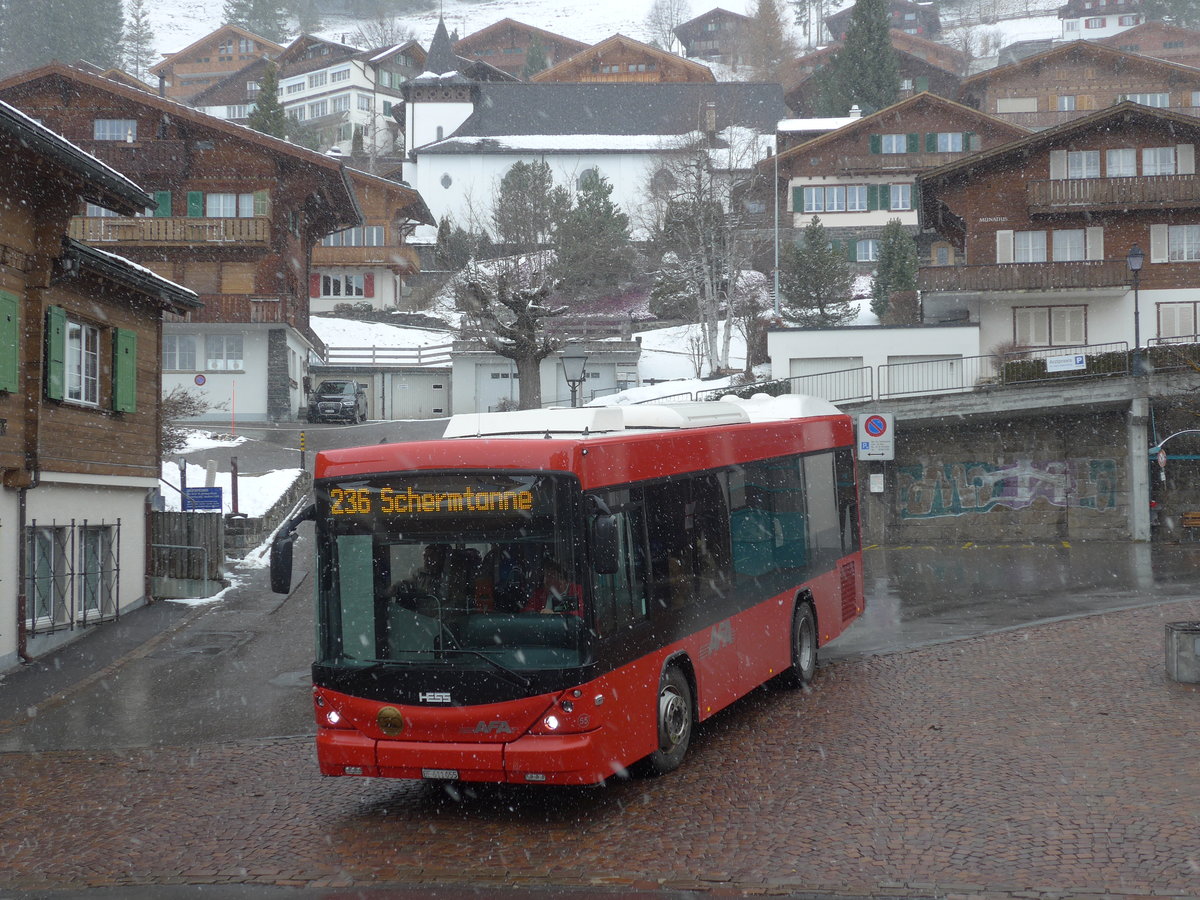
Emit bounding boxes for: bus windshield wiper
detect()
[438,648,531,688]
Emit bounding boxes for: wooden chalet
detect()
[1097,21,1200,69]
[772,92,1028,268]
[0,98,198,668]
[453,19,588,80]
[825,0,941,42]
[917,102,1200,350]
[531,34,716,83]
[958,40,1200,131]
[784,31,966,116]
[673,8,753,67]
[148,24,283,103]
[311,166,435,314]
[0,63,363,425]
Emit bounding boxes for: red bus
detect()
[270,393,864,785]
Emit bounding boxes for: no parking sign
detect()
[858,413,895,460]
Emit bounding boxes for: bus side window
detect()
[591,493,648,636]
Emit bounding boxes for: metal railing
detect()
[999,341,1130,385]
[324,343,453,367]
[878,354,1001,399]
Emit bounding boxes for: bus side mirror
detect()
[270,501,315,594]
[270,532,295,593]
[591,514,619,575]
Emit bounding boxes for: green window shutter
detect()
[964,131,977,151]
[848,241,859,262]
[154,190,171,216]
[912,181,921,210]
[45,305,65,401]
[869,133,881,155]
[113,328,137,412]
[187,191,203,217]
[253,189,270,217]
[792,186,803,212]
[0,290,18,393]
[867,184,879,211]
[906,133,919,153]
[925,132,936,152]
[915,75,929,92]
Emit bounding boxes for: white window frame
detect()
[320,273,366,298]
[880,133,907,154]
[1067,150,1100,179]
[1014,230,1047,263]
[1014,305,1086,346]
[856,239,880,262]
[79,525,115,617]
[93,118,137,141]
[308,71,327,88]
[27,526,69,628]
[889,183,912,211]
[205,334,244,371]
[847,185,868,212]
[66,319,100,406]
[331,67,351,83]
[163,334,196,371]
[936,132,964,152]
[1052,229,1086,261]
[1144,146,1176,175]
[1106,148,1136,177]
[1167,224,1200,261]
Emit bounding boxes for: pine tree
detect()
[779,217,856,326]
[247,61,287,138]
[870,219,918,321]
[122,0,156,81]
[554,172,634,291]
[816,0,899,116]
[522,37,548,80]
[492,161,571,253]
[248,0,289,43]
[744,0,794,83]
[0,0,123,75]
[223,0,254,29]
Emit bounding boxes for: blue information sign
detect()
[182,486,223,511]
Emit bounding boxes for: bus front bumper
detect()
[317,726,609,785]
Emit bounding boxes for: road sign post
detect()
[857,413,895,461]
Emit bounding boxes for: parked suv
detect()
[306,380,368,424]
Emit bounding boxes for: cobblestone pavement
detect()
[2,596,1198,899]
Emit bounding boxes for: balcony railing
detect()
[312,244,419,270]
[832,151,969,173]
[324,343,453,367]
[1027,174,1200,212]
[918,259,1130,293]
[991,106,1200,131]
[175,294,292,324]
[69,216,270,246]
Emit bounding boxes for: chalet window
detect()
[205,334,244,371]
[856,239,880,262]
[931,132,964,152]
[309,100,328,118]
[308,71,327,88]
[239,38,255,53]
[85,203,120,217]
[217,39,233,55]
[163,334,196,371]
[321,273,367,297]
[1065,20,1079,30]
[1067,150,1099,178]
[1014,230,1047,263]
[803,185,846,213]
[847,185,868,211]
[878,133,912,154]
[357,93,372,111]
[1084,17,1106,27]
[1052,229,1086,261]
[331,67,350,83]
[246,81,260,94]
[1014,305,1086,346]
[285,80,305,94]
[1158,301,1198,339]
[1143,146,1176,175]
[205,193,255,218]
[322,226,385,247]
[79,526,116,618]
[1106,148,1136,176]
[93,118,136,141]
[225,105,247,119]
[332,93,351,113]
[0,289,17,393]
[1058,95,1076,111]
[66,319,100,406]
[933,243,952,266]
[889,183,912,211]
[1119,15,1139,25]
[1120,92,1169,108]
[1167,224,1200,261]
[26,526,70,629]
[1193,92,1200,107]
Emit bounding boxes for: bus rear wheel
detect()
[783,602,817,688]
[644,666,693,775]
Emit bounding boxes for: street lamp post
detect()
[561,344,588,408]
[1127,243,1144,374]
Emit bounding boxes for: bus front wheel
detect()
[644,665,693,775]
[783,602,817,688]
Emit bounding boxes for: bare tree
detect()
[352,16,416,49]
[457,254,566,409]
[644,0,693,53]
[642,127,775,374]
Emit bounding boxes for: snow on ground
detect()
[159,459,303,518]
[310,316,453,349]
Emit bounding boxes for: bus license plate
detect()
[422,768,459,780]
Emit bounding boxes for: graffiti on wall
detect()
[897,459,1118,519]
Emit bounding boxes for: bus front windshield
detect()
[316,472,588,672]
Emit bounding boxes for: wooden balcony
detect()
[176,294,294,325]
[918,259,1131,294]
[1027,174,1200,213]
[312,243,420,272]
[992,106,1200,131]
[69,216,270,247]
[830,151,968,174]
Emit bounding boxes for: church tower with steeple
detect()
[400,16,477,159]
